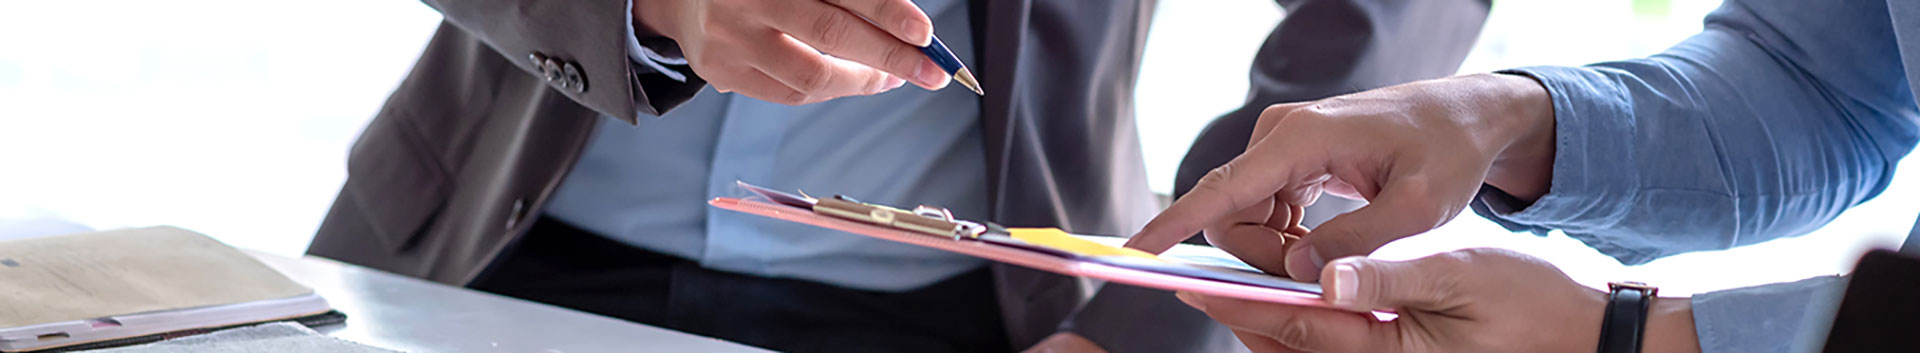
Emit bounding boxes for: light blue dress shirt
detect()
[543,0,986,292]
[1469,0,1919,351]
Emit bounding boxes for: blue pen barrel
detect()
[919,36,964,74]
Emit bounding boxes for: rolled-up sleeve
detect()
[1691,276,1848,353]
[1470,0,1919,264]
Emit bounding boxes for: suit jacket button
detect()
[506,199,527,229]
[528,53,546,70]
[541,59,563,85]
[563,62,587,93]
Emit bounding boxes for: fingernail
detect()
[914,61,949,89]
[884,76,906,91]
[1309,247,1328,269]
[1330,263,1358,307]
[1175,291,1205,310]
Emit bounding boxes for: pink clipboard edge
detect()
[709,197,1336,309]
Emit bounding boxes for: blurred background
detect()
[1,0,1912,296]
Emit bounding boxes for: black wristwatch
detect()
[1597,282,1659,353]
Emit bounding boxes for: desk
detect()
[246,252,771,353]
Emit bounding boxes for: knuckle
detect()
[808,13,856,50]
[1269,316,1316,349]
[1255,104,1306,131]
[1455,247,1533,270]
[1296,103,1337,118]
[781,91,813,106]
[1395,177,1435,197]
[1259,104,1294,118]
[861,74,889,94]
[1198,164,1239,188]
[1281,105,1339,128]
[1194,167,1250,210]
[1430,250,1478,271]
[881,44,916,73]
[791,66,833,93]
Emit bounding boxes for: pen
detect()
[918,35,984,95]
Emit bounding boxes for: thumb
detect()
[1283,181,1456,281]
[1320,255,1463,312]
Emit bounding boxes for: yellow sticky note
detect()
[1006,228,1163,261]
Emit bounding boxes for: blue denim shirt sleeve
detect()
[1470,0,1920,265]
[1691,276,1848,353]
[1466,1,1916,352]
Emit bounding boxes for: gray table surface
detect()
[247,252,772,353]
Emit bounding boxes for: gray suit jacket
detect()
[307,0,1486,351]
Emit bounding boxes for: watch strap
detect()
[1597,282,1658,353]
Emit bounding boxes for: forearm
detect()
[1471,27,1915,264]
[1479,73,1556,202]
[1646,297,1703,353]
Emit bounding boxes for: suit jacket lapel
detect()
[976,0,1030,219]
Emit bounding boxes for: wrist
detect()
[1643,297,1702,353]
[632,0,688,41]
[1478,72,1556,203]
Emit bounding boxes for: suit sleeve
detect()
[417,0,706,121]
[1469,0,1919,265]
[1691,276,1848,353]
[1066,1,1492,352]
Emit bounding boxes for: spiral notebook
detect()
[709,181,1332,307]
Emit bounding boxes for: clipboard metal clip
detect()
[733,180,992,240]
[813,195,988,240]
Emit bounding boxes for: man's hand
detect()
[1022,332,1107,353]
[1125,73,1558,281]
[1176,249,1702,353]
[635,0,951,105]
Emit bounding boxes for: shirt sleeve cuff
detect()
[1469,66,1645,257]
[622,2,691,82]
[1692,276,1847,353]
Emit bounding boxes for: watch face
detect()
[1608,281,1658,296]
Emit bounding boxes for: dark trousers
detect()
[468,217,1011,353]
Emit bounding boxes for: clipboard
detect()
[708,181,1336,308]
